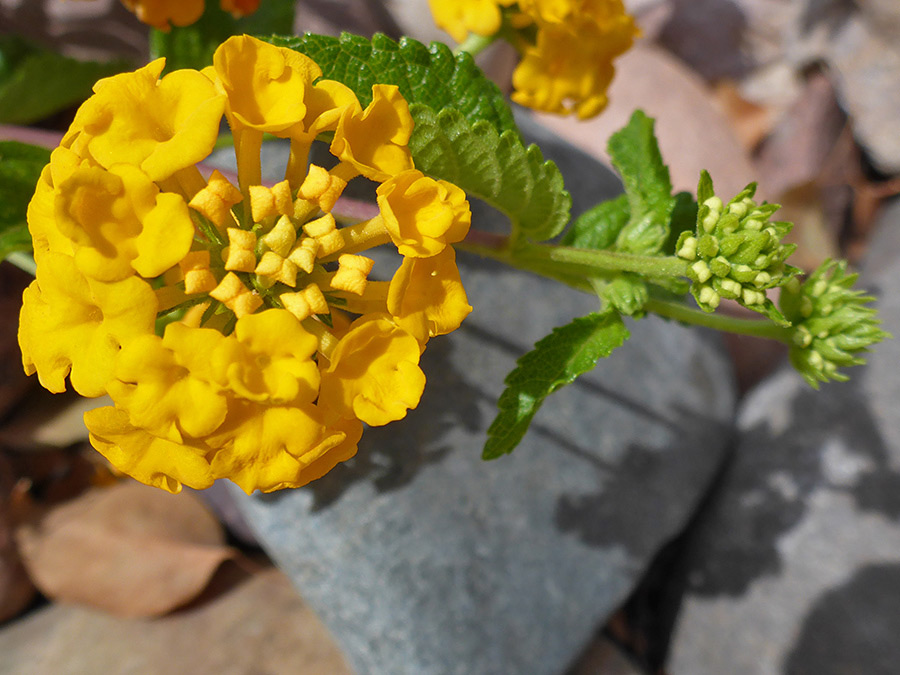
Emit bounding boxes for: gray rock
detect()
[668,198,900,674]
[229,113,737,675]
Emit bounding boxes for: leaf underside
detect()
[483,310,630,459]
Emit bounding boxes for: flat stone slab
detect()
[668,199,900,674]
[230,114,737,674]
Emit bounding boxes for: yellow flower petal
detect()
[319,315,425,426]
[428,0,509,42]
[212,35,322,134]
[388,247,472,342]
[54,163,194,281]
[107,333,228,441]
[86,406,215,494]
[213,309,320,404]
[71,59,224,180]
[377,169,471,257]
[18,253,157,397]
[510,5,637,119]
[206,401,360,493]
[331,84,415,181]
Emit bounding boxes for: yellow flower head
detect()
[428,0,516,43]
[19,37,473,494]
[117,0,261,31]
[428,0,638,119]
[511,5,638,119]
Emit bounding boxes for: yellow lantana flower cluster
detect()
[428,0,638,119]
[18,35,473,495]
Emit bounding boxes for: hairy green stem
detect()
[458,235,690,282]
[6,251,36,276]
[646,298,793,342]
[453,33,497,57]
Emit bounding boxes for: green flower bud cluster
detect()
[676,173,796,322]
[779,260,890,388]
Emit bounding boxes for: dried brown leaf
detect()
[0,564,352,674]
[15,482,234,617]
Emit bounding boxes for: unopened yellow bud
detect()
[255,251,298,287]
[210,272,262,317]
[262,215,297,256]
[223,228,258,272]
[297,164,347,212]
[281,283,329,321]
[180,250,218,294]
[250,179,293,223]
[189,170,242,230]
[331,254,374,295]
[288,237,319,273]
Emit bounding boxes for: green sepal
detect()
[697,170,715,205]
[0,141,50,261]
[0,36,128,125]
[483,310,630,460]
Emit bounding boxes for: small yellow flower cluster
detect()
[429,0,638,119]
[117,0,261,30]
[18,35,473,494]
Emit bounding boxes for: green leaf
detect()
[273,32,570,239]
[608,110,675,255]
[269,32,516,136]
[483,310,630,460]
[0,141,49,259]
[598,274,649,316]
[0,36,129,125]
[560,193,629,249]
[151,0,295,72]
[409,106,571,240]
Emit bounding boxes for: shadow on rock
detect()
[554,405,732,559]
[784,562,900,675]
[272,336,485,511]
[686,367,898,598]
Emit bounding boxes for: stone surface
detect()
[0,565,351,674]
[231,114,737,675]
[668,198,900,674]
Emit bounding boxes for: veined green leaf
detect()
[608,110,675,256]
[0,36,128,125]
[409,106,571,240]
[274,32,570,239]
[483,310,630,459]
[269,32,516,136]
[560,193,629,250]
[0,141,49,260]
